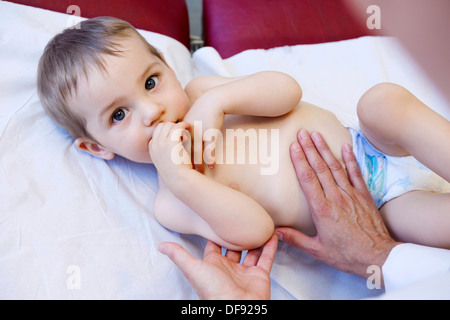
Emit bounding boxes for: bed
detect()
[1,0,448,299]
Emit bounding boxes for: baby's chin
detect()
[114,151,153,165]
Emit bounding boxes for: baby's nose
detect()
[143,105,166,127]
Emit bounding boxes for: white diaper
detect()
[349,127,450,208]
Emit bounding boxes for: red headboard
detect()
[203,0,378,58]
[6,0,191,49]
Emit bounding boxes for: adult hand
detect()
[158,234,278,300]
[276,129,400,281]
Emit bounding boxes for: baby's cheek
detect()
[121,140,153,164]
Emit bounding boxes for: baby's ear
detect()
[75,138,115,160]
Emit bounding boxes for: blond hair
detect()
[37,16,164,141]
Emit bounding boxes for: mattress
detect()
[1,1,448,299]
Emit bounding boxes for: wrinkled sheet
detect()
[1,1,448,299]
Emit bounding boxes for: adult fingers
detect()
[341,143,368,192]
[290,140,325,206]
[203,240,222,256]
[296,130,340,195]
[242,246,263,267]
[275,227,320,257]
[310,131,352,191]
[242,234,278,270]
[158,242,200,278]
[255,234,278,273]
[204,240,242,263]
[224,249,242,263]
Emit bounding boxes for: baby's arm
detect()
[150,122,274,251]
[184,72,302,166]
[185,72,302,120]
[155,172,274,251]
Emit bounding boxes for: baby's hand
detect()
[183,93,225,169]
[149,122,193,178]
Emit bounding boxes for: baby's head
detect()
[37,17,190,163]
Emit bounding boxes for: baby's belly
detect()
[203,102,352,235]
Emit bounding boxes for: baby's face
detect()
[70,36,190,163]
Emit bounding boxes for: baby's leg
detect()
[357,82,450,182]
[380,191,450,249]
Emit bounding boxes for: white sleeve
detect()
[382,243,450,293]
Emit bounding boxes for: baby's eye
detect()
[145,75,159,91]
[112,108,127,123]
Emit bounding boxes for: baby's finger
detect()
[153,121,175,139]
[160,122,189,142]
[203,140,216,167]
[152,121,165,139]
[170,127,187,143]
[175,121,191,132]
[204,130,221,168]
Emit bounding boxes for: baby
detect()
[37,17,450,251]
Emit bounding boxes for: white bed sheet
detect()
[1,1,448,300]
